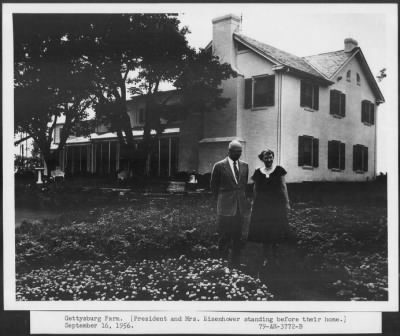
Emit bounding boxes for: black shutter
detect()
[330,90,337,115]
[244,78,252,109]
[328,141,334,169]
[312,138,319,167]
[340,93,346,117]
[340,142,346,170]
[353,145,357,171]
[266,75,275,106]
[300,81,306,107]
[363,146,369,172]
[298,136,304,166]
[370,103,375,125]
[313,85,319,110]
[361,100,367,123]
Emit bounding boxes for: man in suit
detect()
[210,140,249,267]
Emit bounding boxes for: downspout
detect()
[276,72,283,165]
[374,104,378,179]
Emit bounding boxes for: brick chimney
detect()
[212,14,241,66]
[344,38,358,53]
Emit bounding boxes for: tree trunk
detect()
[42,151,57,178]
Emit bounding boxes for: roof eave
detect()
[274,65,333,85]
[356,49,385,103]
[233,34,281,66]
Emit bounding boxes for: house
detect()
[189,14,384,182]
[51,91,181,177]
[51,14,384,182]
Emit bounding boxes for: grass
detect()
[15,190,387,301]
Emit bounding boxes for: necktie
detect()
[233,161,240,183]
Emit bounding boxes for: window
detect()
[353,145,368,172]
[300,80,319,110]
[328,140,346,171]
[361,100,375,125]
[346,70,351,82]
[330,90,346,117]
[244,75,275,109]
[356,73,361,86]
[138,108,145,124]
[298,135,319,168]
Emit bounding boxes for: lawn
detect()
[15,190,387,301]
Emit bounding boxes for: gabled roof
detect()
[234,33,329,82]
[305,48,385,103]
[232,33,384,103]
[304,50,353,79]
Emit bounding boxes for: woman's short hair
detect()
[258,149,275,160]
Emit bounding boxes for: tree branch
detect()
[14,134,33,146]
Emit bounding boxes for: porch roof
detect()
[51,128,180,150]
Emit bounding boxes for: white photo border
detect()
[3,2,398,312]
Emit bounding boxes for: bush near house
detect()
[15,185,387,301]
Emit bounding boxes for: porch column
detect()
[168,137,172,177]
[71,147,74,174]
[87,145,91,172]
[158,138,161,176]
[116,142,120,171]
[93,144,96,173]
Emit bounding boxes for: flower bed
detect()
[16,257,273,301]
[16,196,219,271]
[15,194,388,301]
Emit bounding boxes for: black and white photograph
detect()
[2,2,398,325]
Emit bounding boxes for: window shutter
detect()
[328,141,334,169]
[363,146,368,172]
[330,90,338,115]
[370,103,375,125]
[244,78,252,109]
[300,81,306,107]
[353,145,357,171]
[361,100,366,122]
[266,75,275,106]
[313,85,319,110]
[340,93,346,117]
[312,138,319,167]
[298,136,304,166]
[340,142,346,170]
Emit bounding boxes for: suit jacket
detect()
[210,157,250,216]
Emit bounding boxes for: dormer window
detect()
[346,70,351,82]
[244,75,275,109]
[356,73,361,86]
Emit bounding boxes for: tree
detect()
[14,14,96,174]
[90,14,236,176]
[376,68,387,82]
[82,14,189,175]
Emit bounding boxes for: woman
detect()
[248,149,294,266]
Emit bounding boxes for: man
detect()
[210,140,250,267]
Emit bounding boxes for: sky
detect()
[174,4,397,174]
